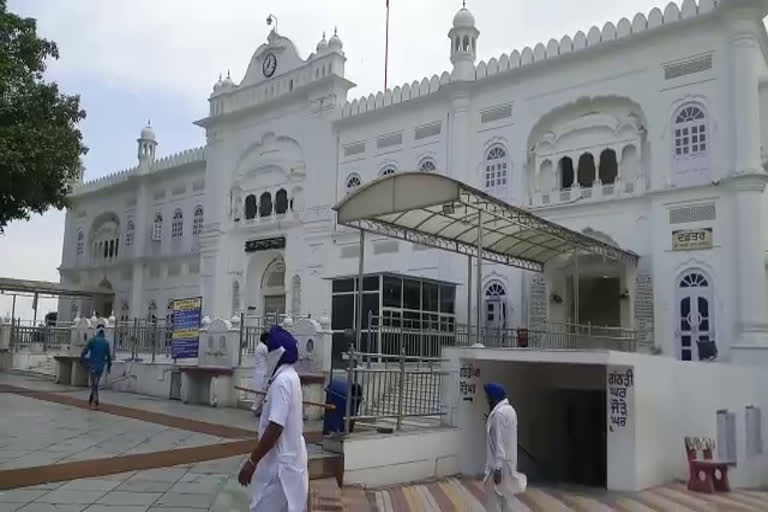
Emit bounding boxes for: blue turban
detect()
[267,325,299,368]
[484,382,506,403]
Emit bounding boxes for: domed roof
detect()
[453,7,475,29]
[221,70,234,89]
[329,27,343,51]
[140,122,155,140]
[316,32,328,53]
[213,74,223,93]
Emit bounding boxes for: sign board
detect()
[458,361,480,402]
[672,228,713,251]
[245,236,286,253]
[171,297,202,359]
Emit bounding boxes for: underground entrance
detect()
[455,359,608,489]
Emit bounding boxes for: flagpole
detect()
[384,0,390,90]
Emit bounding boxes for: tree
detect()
[0,0,87,232]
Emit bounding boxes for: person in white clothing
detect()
[238,325,308,512]
[250,332,270,416]
[483,382,527,512]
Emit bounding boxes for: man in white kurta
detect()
[250,332,269,416]
[483,382,527,512]
[239,326,308,512]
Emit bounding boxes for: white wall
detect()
[633,354,768,490]
[343,428,460,488]
[444,348,768,491]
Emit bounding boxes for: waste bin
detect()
[322,378,362,435]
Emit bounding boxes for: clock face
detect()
[263,53,277,78]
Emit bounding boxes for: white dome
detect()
[140,123,155,140]
[329,28,343,51]
[453,7,475,29]
[213,75,223,93]
[316,33,328,53]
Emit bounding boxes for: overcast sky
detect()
[1,0,665,321]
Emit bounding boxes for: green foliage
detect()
[0,0,87,232]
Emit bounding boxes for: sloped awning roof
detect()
[0,277,113,298]
[333,172,638,273]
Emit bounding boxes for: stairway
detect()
[361,371,443,429]
[309,478,372,512]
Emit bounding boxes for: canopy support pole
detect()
[466,255,472,345]
[355,230,365,351]
[32,293,38,326]
[574,248,580,325]
[475,212,483,345]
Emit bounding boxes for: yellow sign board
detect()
[672,228,713,251]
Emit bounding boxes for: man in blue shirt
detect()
[80,323,112,409]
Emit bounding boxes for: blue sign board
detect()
[171,297,202,359]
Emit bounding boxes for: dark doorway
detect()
[562,389,607,487]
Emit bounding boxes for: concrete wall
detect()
[343,428,460,488]
[444,348,768,491]
[633,355,768,490]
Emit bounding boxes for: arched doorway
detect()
[94,278,114,318]
[262,259,286,315]
[484,281,507,331]
[676,270,714,361]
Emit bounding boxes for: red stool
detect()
[685,436,731,493]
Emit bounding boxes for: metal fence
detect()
[367,314,646,356]
[10,325,71,352]
[344,347,447,432]
[113,320,172,361]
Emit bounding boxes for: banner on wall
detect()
[171,297,203,359]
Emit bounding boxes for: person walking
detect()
[238,325,308,511]
[250,331,270,416]
[80,322,112,409]
[483,382,527,512]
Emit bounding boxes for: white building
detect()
[60,0,768,367]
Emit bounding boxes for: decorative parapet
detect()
[71,166,137,196]
[71,146,205,196]
[150,146,206,173]
[339,0,719,121]
[341,72,451,119]
[474,0,716,80]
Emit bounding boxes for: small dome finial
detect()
[334,26,338,35]
[226,69,231,79]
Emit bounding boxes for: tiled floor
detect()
[0,456,246,511]
[0,394,224,471]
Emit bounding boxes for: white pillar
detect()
[727,10,763,175]
[729,176,768,345]
[130,178,150,318]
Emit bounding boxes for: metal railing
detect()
[10,324,71,352]
[113,320,172,361]
[367,314,646,356]
[344,346,447,433]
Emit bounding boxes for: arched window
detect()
[245,195,257,220]
[232,281,240,315]
[192,206,203,236]
[260,192,273,217]
[484,145,508,191]
[345,173,362,194]
[380,166,397,176]
[559,157,574,190]
[171,209,183,239]
[152,213,163,241]
[275,189,289,215]
[76,231,84,256]
[577,153,595,188]
[598,149,618,185]
[419,158,437,172]
[125,221,135,248]
[674,104,707,157]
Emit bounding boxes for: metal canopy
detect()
[333,172,638,273]
[0,277,113,298]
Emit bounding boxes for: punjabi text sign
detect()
[672,228,712,251]
[171,297,202,359]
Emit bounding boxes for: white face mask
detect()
[265,347,286,381]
